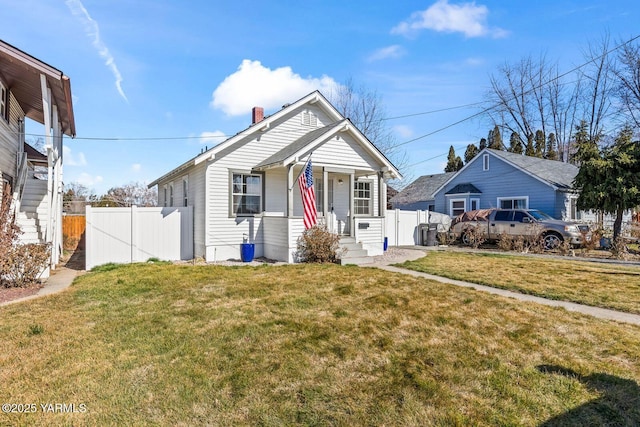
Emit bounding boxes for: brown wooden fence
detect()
[63,215,86,250]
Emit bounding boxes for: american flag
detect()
[298,158,317,229]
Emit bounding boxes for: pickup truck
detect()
[449,208,588,249]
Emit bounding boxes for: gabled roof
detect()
[433,148,579,196]
[255,120,347,169]
[23,141,47,165]
[0,40,75,137]
[390,172,455,204]
[149,91,401,187]
[445,183,481,195]
[489,149,578,189]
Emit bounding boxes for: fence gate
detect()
[85,206,193,270]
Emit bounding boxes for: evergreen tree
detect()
[464,143,479,164]
[479,138,487,150]
[534,130,545,158]
[570,121,591,164]
[574,124,640,239]
[445,145,464,172]
[545,133,559,160]
[508,132,524,154]
[488,125,505,150]
[525,133,535,156]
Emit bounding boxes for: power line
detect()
[401,33,640,168]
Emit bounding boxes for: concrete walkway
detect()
[368,247,640,326]
[0,267,80,307]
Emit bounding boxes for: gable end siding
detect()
[435,155,558,215]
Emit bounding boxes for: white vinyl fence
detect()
[385,209,453,247]
[86,206,193,270]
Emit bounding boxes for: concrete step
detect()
[338,237,372,265]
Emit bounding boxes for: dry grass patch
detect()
[0,262,639,425]
[400,251,640,314]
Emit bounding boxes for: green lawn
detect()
[399,251,640,314]
[1,262,639,426]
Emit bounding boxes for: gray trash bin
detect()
[426,225,438,246]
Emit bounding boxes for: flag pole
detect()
[289,152,313,190]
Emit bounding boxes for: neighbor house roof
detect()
[445,183,482,195]
[390,172,455,205]
[0,39,75,137]
[489,149,578,189]
[432,148,579,197]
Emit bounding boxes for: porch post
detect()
[349,173,355,237]
[322,168,328,218]
[379,173,387,217]
[287,163,294,217]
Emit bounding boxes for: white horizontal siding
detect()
[312,134,379,171]
[0,92,23,181]
[354,217,384,256]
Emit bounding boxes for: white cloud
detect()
[367,45,406,62]
[393,125,414,139]
[211,60,340,116]
[131,163,142,172]
[76,172,103,187]
[66,0,128,102]
[199,131,227,146]
[63,146,87,166]
[391,0,508,39]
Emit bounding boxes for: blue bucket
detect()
[241,243,255,262]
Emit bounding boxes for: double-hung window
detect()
[354,181,372,215]
[232,173,262,215]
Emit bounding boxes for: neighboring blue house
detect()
[389,172,454,211]
[432,148,581,220]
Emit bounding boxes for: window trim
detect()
[163,185,168,207]
[450,198,466,217]
[482,154,489,171]
[497,196,529,210]
[169,182,174,206]
[0,81,7,122]
[182,177,189,207]
[353,180,373,216]
[230,171,264,217]
[470,198,480,211]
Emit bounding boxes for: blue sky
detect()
[2,0,638,193]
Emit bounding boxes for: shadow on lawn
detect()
[537,365,640,426]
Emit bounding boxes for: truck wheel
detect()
[461,231,472,246]
[543,233,563,250]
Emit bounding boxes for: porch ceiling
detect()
[0,40,75,137]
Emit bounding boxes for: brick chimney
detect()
[252,107,264,124]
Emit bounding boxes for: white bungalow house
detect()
[149,91,401,263]
[0,40,76,275]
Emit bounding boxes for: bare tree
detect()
[614,40,640,128]
[101,182,157,207]
[330,78,411,184]
[577,33,615,143]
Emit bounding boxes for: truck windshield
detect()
[528,210,553,221]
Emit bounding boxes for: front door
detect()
[330,174,350,234]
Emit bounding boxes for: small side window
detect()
[483,154,489,171]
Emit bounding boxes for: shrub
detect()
[3,243,51,287]
[461,226,485,249]
[497,232,513,251]
[296,225,341,263]
[0,183,50,287]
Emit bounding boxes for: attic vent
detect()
[302,111,317,127]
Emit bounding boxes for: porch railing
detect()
[12,151,28,213]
